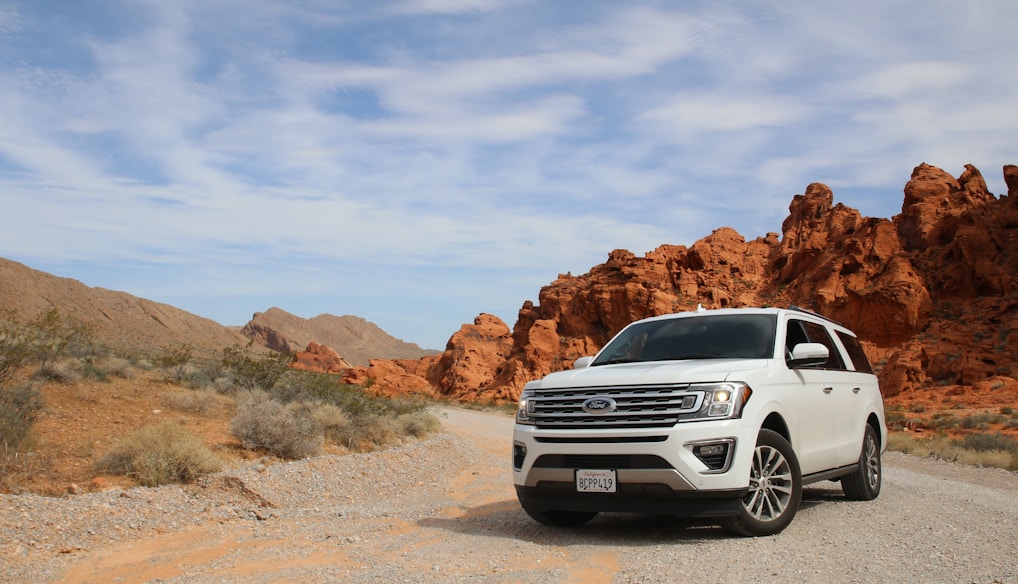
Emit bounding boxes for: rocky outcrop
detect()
[343,163,1018,405]
[290,342,351,374]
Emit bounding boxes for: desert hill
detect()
[0,257,249,356]
[343,163,1018,420]
[241,307,437,367]
[0,259,434,365]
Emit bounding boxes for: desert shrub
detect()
[960,413,996,429]
[221,346,293,392]
[78,360,111,382]
[887,431,1018,471]
[0,383,44,454]
[100,357,135,379]
[33,360,82,384]
[957,432,1018,453]
[397,411,442,437]
[928,414,960,431]
[337,414,401,450]
[159,343,194,384]
[161,388,218,414]
[271,369,341,403]
[95,421,222,486]
[230,395,323,459]
[310,403,351,442]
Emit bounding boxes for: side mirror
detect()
[787,343,829,368]
[573,356,594,369]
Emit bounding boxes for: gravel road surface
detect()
[2,406,1016,583]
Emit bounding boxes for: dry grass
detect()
[94,421,224,487]
[887,431,1018,471]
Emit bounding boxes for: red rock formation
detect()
[290,342,351,374]
[424,314,514,400]
[346,163,1018,411]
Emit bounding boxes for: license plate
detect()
[575,469,616,493]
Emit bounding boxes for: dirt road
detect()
[2,407,1017,583]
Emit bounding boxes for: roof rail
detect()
[787,305,843,326]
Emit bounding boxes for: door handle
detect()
[822,387,833,394]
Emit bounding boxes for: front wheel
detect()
[720,429,802,537]
[841,425,881,501]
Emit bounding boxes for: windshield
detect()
[591,313,777,365]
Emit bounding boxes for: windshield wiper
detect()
[596,358,643,365]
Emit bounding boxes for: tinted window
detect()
[800,320,847,370]
[837,331,874,374]
[593,314,777,365]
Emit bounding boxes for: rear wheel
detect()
[519,502,597,527]
[720,429,802,537]
[841,425,881,500]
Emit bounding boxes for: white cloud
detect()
[1,0,1015,348]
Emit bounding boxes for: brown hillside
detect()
[343,163,1018,421]
[0,258,249,356]
[240,307,436,367]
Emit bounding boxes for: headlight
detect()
[678,382,752,421]
[516,389,536,425]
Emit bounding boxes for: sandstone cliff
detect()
[342,163,1018,407]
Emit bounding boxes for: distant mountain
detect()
[0,257,249,356]
[240,307,437,367]
[0,258,435,365]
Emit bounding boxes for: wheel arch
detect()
[866,412,884,447]
[760,411,790,443]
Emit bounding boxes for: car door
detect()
[798,320,862,469]
[831,331,879,465]
[779,318,839,475]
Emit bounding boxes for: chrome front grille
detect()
[528,384,704,429]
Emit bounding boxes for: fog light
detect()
[512,442,527,470]
[689,438,735,473]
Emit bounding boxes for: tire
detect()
[519,502,597,527]
[720,429,802,537]
[841,425,881,501]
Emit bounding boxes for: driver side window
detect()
[784,319,846,370]
[801,321,847,370]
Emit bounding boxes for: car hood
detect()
[528,358,769,389]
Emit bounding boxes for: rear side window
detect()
[836,331,874,374]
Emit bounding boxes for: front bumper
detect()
[515,484,747,517]
[512,419,757,515]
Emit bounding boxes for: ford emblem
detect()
[582,397,617,414]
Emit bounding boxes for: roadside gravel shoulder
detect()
[2,408,1016,583]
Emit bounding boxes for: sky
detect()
[1,0,1015,350]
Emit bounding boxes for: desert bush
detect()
[230,395,323,459]
[958,432,1018,453]
[94,421,222,486]
[221,346,292,392]
[887,431,1018,471]
[310,403,351,442]
[161,388,218,414]
[100,357,135,379]
[0,383,44,454]
[337,413,401,450]
[397,411,443,437]
[32,360,82,384]
[160,343,194,384]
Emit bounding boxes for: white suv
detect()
[512,306,886,536]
